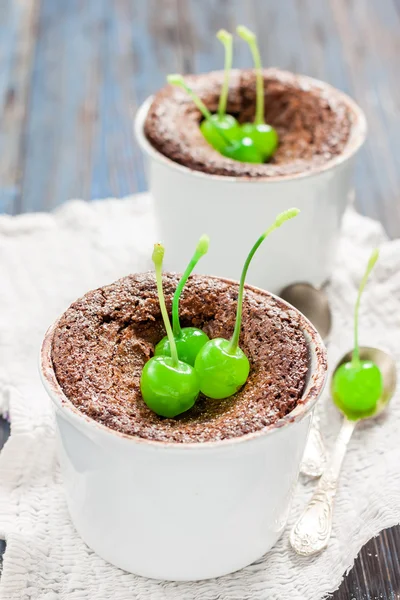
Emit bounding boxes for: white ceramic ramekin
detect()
[40,280,327,581]
[135,75,366,293]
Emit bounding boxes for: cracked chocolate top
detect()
[51,273,309,443]
[144,68,353,178]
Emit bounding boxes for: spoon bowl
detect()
[332,346,397,419]
[280,282,332,340]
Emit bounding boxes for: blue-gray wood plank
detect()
[0,0,399,236]
[0,1,400,598]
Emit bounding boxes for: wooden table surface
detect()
[1,0,399,597]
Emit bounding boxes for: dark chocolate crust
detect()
[144,68,352,178]
[51,273,309,443]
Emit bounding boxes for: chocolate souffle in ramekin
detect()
[51,273,309,443]
[144,68,352,178]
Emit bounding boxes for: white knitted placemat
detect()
[0,194,399,600]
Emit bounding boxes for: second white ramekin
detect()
[135,74,366,293]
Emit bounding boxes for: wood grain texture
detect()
[0,1,399,597]
[0,0,39,214]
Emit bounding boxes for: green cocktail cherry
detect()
[140,244,200,418]
[332,248,383,420]
[154,234,210,366]
[167,74,263,164]
[195,208,300,399]
[199,29,241,151]
[237,25,279,160]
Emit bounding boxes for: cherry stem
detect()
[172,234,210,337]
[217,29,233,118]
[167,74,232,146]
[237,25,264,125]
[229,208,300,353]
[352,248,379,368]
[152,244,179,367]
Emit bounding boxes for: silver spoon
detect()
[280,283,332,478]
[290,346,397,556]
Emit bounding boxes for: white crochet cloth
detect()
[0,194,399,600]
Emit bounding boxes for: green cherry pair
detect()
[332,249,383,419]
[154,235,210,366]
[167,26,278,165]
[140,244,201,418]
[141,235,210,418]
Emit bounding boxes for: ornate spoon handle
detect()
[290,418,356,556]
[300,417,327,478]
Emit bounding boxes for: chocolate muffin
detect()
[51,273,309,444]
[144,68,353,178]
